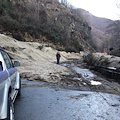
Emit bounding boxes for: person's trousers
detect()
[57,58,60,64]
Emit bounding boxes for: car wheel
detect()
[7,98,14,120]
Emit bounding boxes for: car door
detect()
[1,51,17,89]
[0,62,9,117]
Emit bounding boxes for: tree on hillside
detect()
[106,2,120,56]
[106,20,120,56]
[0,0,94,52]
[107,21,120,37]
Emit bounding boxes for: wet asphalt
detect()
[15,61,120,120]
[15,79,120,120]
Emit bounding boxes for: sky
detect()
[67,0,120,20]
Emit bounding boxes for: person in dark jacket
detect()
[56,52,61,64]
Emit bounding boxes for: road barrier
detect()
[94,65,120,79]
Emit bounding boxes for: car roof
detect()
[0,47,3,51]
[0,47,6,52]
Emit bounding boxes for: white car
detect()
[0,48,21,120]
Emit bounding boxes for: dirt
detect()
[21,59,120,95]
[0,34,120,95]
[58,60,120,95]
[0,34,81,82]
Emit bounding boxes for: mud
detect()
[58,60,120,95]
[22,60,120,95]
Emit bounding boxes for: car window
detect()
[1,51,13,69]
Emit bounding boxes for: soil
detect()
[58,60,120,95]
[0,34,120,95]
[21,59,120,95]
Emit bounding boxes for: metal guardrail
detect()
[94,65,120,79]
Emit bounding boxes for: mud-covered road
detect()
[59,60,120,95]
[15,60,120,120]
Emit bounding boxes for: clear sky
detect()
[68,0,120,20]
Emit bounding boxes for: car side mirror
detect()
[13,60,20,67]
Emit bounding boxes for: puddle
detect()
[72,67,103,86]
[72,67,95,79]
[61,62,103,86]
[61,62,75,67]
[61,63,95,79]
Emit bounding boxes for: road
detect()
[15,79,120,120]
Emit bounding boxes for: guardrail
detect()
[94,65,120,79]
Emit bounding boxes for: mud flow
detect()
[22,60,120,95]
[59,60,120,95]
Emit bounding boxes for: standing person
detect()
[56,51,61,64]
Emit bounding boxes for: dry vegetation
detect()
[0,0,94,53]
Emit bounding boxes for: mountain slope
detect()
[0,0,94,52]
[77,8,112,52]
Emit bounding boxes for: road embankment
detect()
[85,53,120,68]
[84,53,120,79]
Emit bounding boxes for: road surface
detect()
[15,79,120,120]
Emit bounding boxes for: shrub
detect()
[65,47,77,53]
[83,53,94,65]
[12,32,25,41]
[72,41,84,52]
[0,0,13,16]
[0,16,19,31]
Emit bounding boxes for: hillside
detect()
[0,0,94,53]
[1,0,119,56]
[77,8,112,52]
